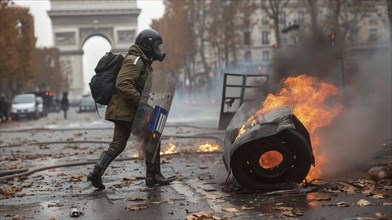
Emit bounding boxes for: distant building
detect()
[198,0,390,78]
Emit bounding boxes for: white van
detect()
[10,94,41,120]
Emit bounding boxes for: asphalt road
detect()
[0,106,391,220]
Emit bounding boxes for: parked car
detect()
[78,95,96,113]
[10,94,41,120]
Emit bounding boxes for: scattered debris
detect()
[240,205,255,210]
[375,212,389,220]
[125,196,145,201]
[368,165,391,181]
[69,208,81,217]
[222,207,239,213]
[150,200,175,205]
[48,202,64,208]
[334,202,350,208]
[129,204,148,211]
[357,199,371,206]
[68,175,83,182]
[185,210,214,220]
[0,185,23,199]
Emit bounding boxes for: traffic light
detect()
[257,65,263,73]
[330,32,335,47]
[272,43,279,49]
[45,91,53,96]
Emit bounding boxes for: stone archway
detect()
[48,0,140,100]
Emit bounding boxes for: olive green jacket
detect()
[105,45,152,123]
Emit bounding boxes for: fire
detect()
[238,74,343,180]
[160,143,177,155]
[197,143,221,152]
[131,153,140,158]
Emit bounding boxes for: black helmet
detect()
[135,29,166,62]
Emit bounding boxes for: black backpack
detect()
[89,52,124,105]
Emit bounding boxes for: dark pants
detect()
[106,121,133,158]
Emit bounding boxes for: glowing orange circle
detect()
[259,150,283,169]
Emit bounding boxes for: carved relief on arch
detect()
[79,27,114,47]
[55,32,76,46]
[117,30,136,44]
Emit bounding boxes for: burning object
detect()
[223,107,314,189]
[221,74,343,189]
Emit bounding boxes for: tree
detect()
[0,2,36,98]
[30,47,68,94]
[261,0,290,46]
[151,0,197,79]
[306,0,319,36]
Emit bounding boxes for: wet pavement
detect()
[0,105,391,220]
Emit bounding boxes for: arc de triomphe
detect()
[48,0,140,100]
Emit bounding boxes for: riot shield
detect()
[130,70,177,163]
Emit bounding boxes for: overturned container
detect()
[223,106,315,190]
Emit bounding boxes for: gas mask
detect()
[151,41,166,62]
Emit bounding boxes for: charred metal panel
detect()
[219,73,269,130]
[223,106,314,189]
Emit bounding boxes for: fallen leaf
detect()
[0,185,23,198]
[240,205,255,210]
[199,165,208,169]
[150,200,175,205]
[340,182,358,194]
[212,216,229,220]
[48,202,63,208]
[375,212,388,220]
[193,211,213,218]
[280,210,297,218]
[357,199,371,206]
[274,206,293,211]
[129,204,148,211]
[222,207,238,213]
[68,175,83,182]
[126,196,145,201]
[111,179,133,188]
[307,195,331,202]
[335,202,350,208]
[56,172,67,177]
[372,194,388,199]
[22,182,33,188]
[205,194,219,200]
[11,214,24,220]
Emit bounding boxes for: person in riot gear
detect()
[135,29,166,62]
[87,29,174,189]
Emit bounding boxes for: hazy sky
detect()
[13,0,164,93]
[14,0,165,47]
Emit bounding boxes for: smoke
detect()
[269,29,391,177]
[318,45,392,176]
[269,30,341,92]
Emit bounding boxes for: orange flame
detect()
[161,143,177,155]
[131,153,140,158]
[238,74,343,180]
[197,143,221,152]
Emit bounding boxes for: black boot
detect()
[87,151,113,189]
[145,145,176,186]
